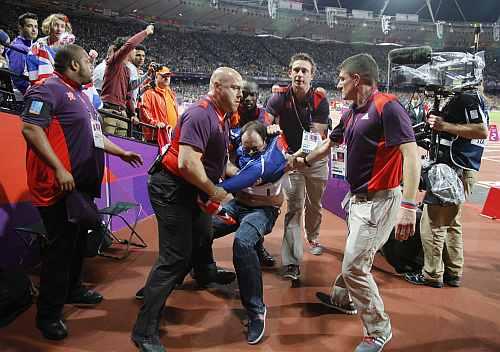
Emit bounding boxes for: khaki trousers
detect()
[420,169,477,282]
[102,108,129,137]
[281,158,328,266]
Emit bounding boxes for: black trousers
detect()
[36,197,87,321]
[133,169,213,338]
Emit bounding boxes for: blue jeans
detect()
[213,199,279,320]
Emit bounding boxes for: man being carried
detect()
[211,121,288,345]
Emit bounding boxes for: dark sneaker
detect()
[135,287,145,300]
[443,273,462,287]
[316,291,357,315]
[196,267,236,287]
[403,272,443,288]
[131,334,166,352]
[67,288,103,305]
[354,332,393,352]
[283,265,300,280]
[257,245,276,267]
[247,306,266,345]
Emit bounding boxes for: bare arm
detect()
[428,115,488,139]
[395,141,421,241]
[299,138,335,166]
[103,136,143,167]
[178,144,227,202]
[310,122,328,139]
[400,142,420,205]
[22,123,75,191]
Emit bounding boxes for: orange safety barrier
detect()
[481,187,500,219]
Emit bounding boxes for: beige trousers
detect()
[420,169,477,281]
[281,158,328,266]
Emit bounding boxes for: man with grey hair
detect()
[132,67,243,352]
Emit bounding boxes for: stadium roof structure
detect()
[42,0,500,47]
[303,0,500,23]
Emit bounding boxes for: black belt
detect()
[103,102,125,111]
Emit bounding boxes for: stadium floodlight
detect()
[436,21,444,39]
[494,22,500,42]
[381,15,393,35]
[268,0,278,19]
[326,7,336,29]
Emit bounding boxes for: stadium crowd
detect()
[0,2,496,352]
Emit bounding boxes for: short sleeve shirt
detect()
[163,97,230,183]
[266,86,329,153]
[329,91,415,194]
[22,73,105,206]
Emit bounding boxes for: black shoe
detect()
[257,245,275,267]
[443,273,462,287]
[247,306,266,345]
[131,335,166,352]
[67,288,103,305]
[36,319,68,340]
[283,265,300,280]
[403,272,443,288]
[316,292,357,315]
[196,266,236,287]
[135,287,145,300]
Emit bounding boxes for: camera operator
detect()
[405,89,488,288]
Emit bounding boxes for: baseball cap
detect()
[157,66,173,76]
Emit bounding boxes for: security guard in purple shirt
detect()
[21,44,143,341]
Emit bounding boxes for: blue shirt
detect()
[6,36,32,95]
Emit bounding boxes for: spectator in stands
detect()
[127,44,152,140]
[133,44,146,74]
[139,66,178,144]
[92,44,114,93]
[266,53,330,280]
[7,12,38,100]
[101,25,154,137]
[26,13,74,83]
[21,44,143,341]
[0,44,7,68]
[25,13,102,110]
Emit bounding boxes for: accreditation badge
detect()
[91,118,105,149]
[301,131,322,154]
[331,144,347,178]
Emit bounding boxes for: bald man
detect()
[132,67,243,352]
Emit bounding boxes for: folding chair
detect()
[98,202,147,260]
[14,221,49,266]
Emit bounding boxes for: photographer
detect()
[405,89,488,288]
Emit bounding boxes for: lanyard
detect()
[290,92,312,132]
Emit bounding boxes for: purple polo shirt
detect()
[163,97,230,183]
[266,86,329,153]
[329,91,415,194]
[22,72,105,206]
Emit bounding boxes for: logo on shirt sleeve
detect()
[29,100,44,115]
[66,92,76,101]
